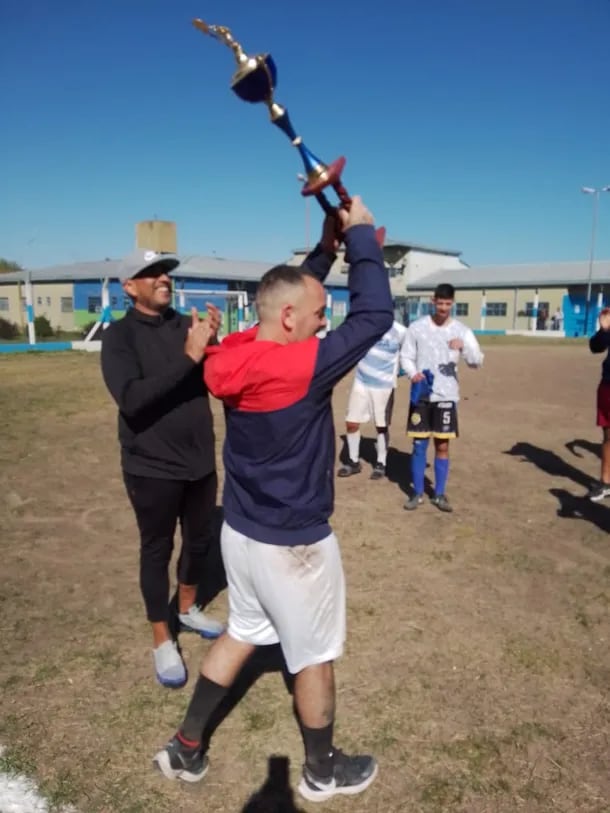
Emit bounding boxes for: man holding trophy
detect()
[152,20,393,804]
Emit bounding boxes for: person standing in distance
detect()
[338,320,408,480]
[401,283,483,512]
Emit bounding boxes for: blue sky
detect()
[2,0,610,269]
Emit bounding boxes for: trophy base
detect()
[301,157,346,196]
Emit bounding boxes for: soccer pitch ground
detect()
[1,343,608,813]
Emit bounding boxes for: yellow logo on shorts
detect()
[411,413,422,426]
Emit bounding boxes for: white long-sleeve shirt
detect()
[355,321,408,390]
[400,316,483,402]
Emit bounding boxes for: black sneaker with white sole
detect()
[338,461,362,478]
[586,481,610,502]
[298,748,378,803]
[153,735,209,783]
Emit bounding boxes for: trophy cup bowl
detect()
[193,18,385,244]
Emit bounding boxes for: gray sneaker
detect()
[404,494,424,511]
[153,640,187,688]
[178,605,225,639]
[370,463,386,480]
[431,494,453,513]
[153,735,209,783]
[338,461,362,477]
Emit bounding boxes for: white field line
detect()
[0,746,78,813]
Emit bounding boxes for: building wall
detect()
[405,285,569,332]
[0,281,25,329]
[73,280,126,327]
[0,281,76,332]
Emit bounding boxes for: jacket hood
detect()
[204,327,319,412]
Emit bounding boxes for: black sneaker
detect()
[431,494,453,513]
[586,481,610,502]
[338,461,361,477]
[370,463,386,480]
[153,735,209,783]
[298,748,378,802]
[404,494,424,511]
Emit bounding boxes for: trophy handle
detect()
[301,159,386,246]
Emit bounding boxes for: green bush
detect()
[0,317,19,340]
[33,315,54,338]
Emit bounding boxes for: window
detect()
[111,296,118,307]
[123,296,132,309]
[87,296,102,314]
[525,301,549,316]
[36,296,42,305]
[46,296,51,306]
[486,302,507,317]
[60,297,73,313]
[455,303,469,316]
[420,302,433,316]
[0,297,9,312]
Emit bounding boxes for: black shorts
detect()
[407,400,458,439]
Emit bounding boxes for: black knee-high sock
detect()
[301,722,334,778]
[178,675,228,745]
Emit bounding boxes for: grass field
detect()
[0,345,609,813]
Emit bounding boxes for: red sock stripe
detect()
[177,731,200,748]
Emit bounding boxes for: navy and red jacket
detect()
[204,224,394,546]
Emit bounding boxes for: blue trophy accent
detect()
[410,369,434,405]
[232,54,277,103]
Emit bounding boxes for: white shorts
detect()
[345,378,394,427]
[221,522,346,674]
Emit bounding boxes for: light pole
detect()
[582,185,610,333]
[297,173,311,252]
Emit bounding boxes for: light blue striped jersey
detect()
[355,321,408,389]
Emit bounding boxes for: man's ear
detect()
[280,303,295,331]
[123,279,136,298]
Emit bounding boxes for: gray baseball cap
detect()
[117,248,180,281]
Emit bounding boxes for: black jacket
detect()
[590,328,610,383]
[101,307,215,480]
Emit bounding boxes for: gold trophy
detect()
[193,19,385,244]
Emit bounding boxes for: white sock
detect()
[376,431,388,466]
[347,431,360,463]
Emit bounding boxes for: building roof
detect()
[0,256,275,285]
[0,260,122,283]
[176,255,273,282]
[0,254,350,288]
[408,259,610,290]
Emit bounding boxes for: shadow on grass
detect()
[565,438,602,460]
[504,441,593,491]
[241,755,305,813]
[339,433,433,497]
[504,441,610,533]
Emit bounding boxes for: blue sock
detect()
[411,439,429,495]
[434,458,449,496]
